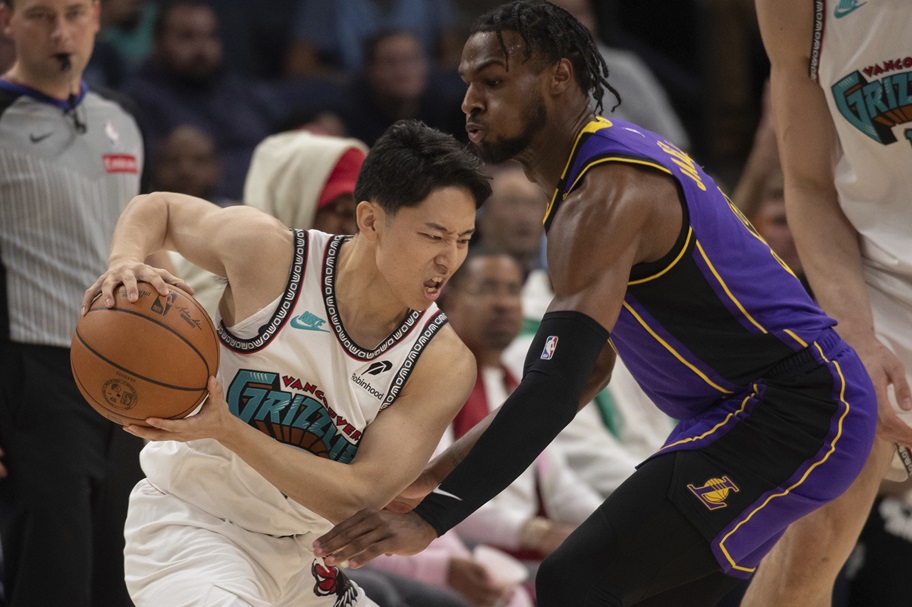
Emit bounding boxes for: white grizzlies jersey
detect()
[141,229,449,536]
[812,0,912,281]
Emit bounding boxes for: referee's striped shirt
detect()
[0,80,143,347]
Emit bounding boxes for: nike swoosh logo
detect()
[290,315,329,332]
[834,1,866,18]
[29,132,53,143]
[431,487,463,501]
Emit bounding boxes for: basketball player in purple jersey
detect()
[313,2,879,605]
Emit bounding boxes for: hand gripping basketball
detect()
[71,282,219,426]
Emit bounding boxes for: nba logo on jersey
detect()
[541,336,559,360]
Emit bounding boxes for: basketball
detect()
[70,282,220,426]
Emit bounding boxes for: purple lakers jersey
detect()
[545,118,835,420]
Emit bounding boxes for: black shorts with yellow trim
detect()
[653,329,876,578]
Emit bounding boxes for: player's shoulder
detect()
[409,322,476,388]
[390,322,476,416]
[563,160,676,221]
[209,205,295,267]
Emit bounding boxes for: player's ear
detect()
[550,58,574,96]
[356,200,382,240]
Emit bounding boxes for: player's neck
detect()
[333,238,411,348]
[521,109,594,192]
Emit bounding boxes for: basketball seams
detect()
[70,340,207,423]
[83,306,217,378]
[74,326,207,390]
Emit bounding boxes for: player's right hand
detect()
[313,508,437,568]
[857,338,912,448]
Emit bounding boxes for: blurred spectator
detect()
[243,129,368,235]
[552,0,690,148]
[731,81,778,220]
[285,0,462,79]
[99,0,155,70]
[120,0,275,199]
[333,29,465,147]
[471,163,547,281]
[84,0,155,89]
[369,529,534,607]
[747,173,808,288]
[151,124,237,206]
[208,0,299,81]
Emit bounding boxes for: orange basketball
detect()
[70,282,220,426]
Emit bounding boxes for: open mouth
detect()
[424,277,443,295]
[466,122,485,144]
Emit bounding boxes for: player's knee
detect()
[536,549,624,606]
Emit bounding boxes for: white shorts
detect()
[124,480,378,607]
[866,270,912,477]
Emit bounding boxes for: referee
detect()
[0,1,162,605]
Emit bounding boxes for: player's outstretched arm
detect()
[314,508,437,568]
[315,163,681,567]
[757,0,912,446]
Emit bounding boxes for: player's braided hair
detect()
[470,0,620,114]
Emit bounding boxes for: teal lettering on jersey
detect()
[228,369,360,462]
[833,70,912,144]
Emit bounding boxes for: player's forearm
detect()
[787,186,877,346]
[424,349,610,486]
[218,420,395,523]
[414,312,609,536]
[424,414,492,485]
[108,193,172,264]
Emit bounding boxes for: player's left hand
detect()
[123,376,235,443]
[313,508,437,568]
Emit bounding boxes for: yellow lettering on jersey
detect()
[657,141,706,191]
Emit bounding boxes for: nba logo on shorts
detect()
[541,336,559,360]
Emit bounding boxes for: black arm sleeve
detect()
[412,310,610,536]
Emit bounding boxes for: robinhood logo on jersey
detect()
[351,361,393,401]
[832,59,912,146]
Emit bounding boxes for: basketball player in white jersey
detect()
[82,120,492,607]
[745,2,912,605]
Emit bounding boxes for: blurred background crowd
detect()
[3,1,910,607]
[0,0,769,200]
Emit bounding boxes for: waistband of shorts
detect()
[765,328,844,379]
